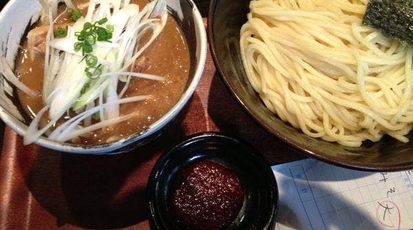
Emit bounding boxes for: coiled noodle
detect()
[240,0,413,147]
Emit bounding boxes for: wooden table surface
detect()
[0,1,304,229]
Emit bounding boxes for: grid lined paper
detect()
[272,158,413,230]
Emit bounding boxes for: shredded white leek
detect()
[1,0,168,144]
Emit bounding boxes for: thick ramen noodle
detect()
[240,0,413,147]
[14,0,190,145]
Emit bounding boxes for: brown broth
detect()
[15,1,190,145]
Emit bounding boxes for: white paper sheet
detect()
[272,158,413,230]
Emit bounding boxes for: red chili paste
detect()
[170,160,244,230]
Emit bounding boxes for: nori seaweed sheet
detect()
[363,0,413,45]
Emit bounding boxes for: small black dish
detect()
[146,132,278,230]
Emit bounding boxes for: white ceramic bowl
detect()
[0,0,207,154]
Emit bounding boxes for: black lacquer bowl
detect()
[147,132,278,230]
[207,0,413,171]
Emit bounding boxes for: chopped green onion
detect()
[88,67,102,78]
[74,42,83,52]
[85,35,96,45]
[54,27,67,37]
[95,27,112,41]
[82,42,93,54]
[107,24,114,33]
[97,18,108,25]
[69,8,82,21]
[85,54,98,67]
[74,18,112,55]
[73,17,113,81]
[80,82,90,94]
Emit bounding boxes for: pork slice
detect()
[27,23,73,60]
[27,25,50,60]
[134,56,153,73]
